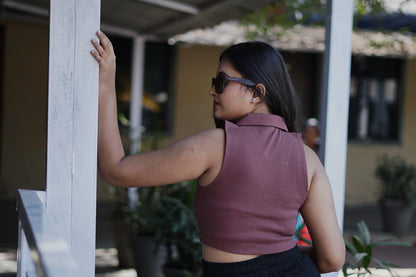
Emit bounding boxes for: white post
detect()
[46,0,100,276]
[129,35,146,155]
[128,35,146,207]
[319,0,353,234]
[319,3,353,276]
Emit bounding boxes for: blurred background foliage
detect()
[241,0,413,39]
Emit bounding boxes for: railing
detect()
[16,189,79,277]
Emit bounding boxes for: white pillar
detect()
[46,0,100,276]
[319,3,353,276]
[319,0,353,232]
[129,35,146,155]
[128,35,146,208]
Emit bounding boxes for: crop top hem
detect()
[200,238,297,256]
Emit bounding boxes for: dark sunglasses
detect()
[211,75,257,94]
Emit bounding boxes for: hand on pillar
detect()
[90,31,126,185]
[91,31,116,94]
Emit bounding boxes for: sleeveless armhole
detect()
[295,133,309,202]
[199,121,232,188]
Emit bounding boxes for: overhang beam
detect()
[137,0,199,15]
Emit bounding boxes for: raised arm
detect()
[90,31,222,187]
[300,145,346,273]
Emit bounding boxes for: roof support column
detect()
[319,0,353,248]
[128,35,146,207]
[46,0,100,275]
[129,35,146,155]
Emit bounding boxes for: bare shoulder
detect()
[172,128,225,167]
[303,144,320,167]
[187,129,225,186]
[183,128,224,149]
[198,128,225,141]
[194,128,225,162]
[303,144,323,189]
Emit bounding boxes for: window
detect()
[142,42,175,134]
[348,56,402,143]
[111,36,174,136]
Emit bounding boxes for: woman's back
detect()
[195,113,308,256]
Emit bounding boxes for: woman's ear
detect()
[254,84,266,98]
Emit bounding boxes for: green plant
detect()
[375,154,416,207]
[129,180,202,275]
[155,180,202,275]
[130,186,164,236]
[239,0,397,39]
[343,220,411,277]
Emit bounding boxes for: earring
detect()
[252,98,257,102]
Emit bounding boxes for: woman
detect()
[91,31,345,276]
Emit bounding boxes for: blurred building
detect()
[1,3,415,206]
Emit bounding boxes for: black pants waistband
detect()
[202,246,320,277]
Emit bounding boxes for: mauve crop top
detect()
[193,113,308,255]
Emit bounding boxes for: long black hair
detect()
[216,41,300,132]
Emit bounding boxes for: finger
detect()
[90,50,103,63]
[96,31,114,52]
[91,39,106,57]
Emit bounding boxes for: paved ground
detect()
[1,201,415,276]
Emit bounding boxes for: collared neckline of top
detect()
[235,113,288,132]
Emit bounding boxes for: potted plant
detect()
[128,180,202,277]
[128,186,168,277]
[343,220,411,277]
[375,154,416,234]
[155,180,202,277]
[107,187,135,268]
